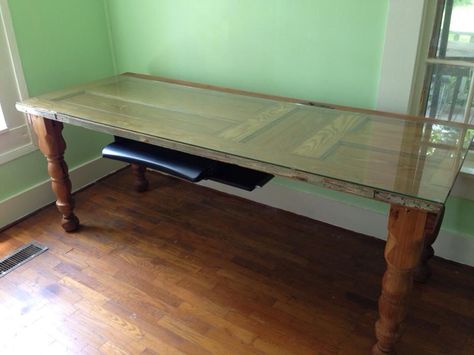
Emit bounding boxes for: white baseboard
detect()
[0,157,126,229]
[2,157,472,267]
[199,179,474,267]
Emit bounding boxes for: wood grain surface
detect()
[1,169,473,354]
[16,73,474,210]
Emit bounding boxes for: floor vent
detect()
[0,242,48,278]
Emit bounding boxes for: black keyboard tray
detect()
[102,137,273,191]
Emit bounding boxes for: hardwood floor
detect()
[0,168,473,354]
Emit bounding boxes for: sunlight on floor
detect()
[0,264,80,354]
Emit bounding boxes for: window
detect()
[0,0,34,164]
[419,0,474,124]
[0,104,7,131]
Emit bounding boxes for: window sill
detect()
[0,141,37,165]
[461,150,474,176]
[461,167,474,176]
[452,151,474,200]
[0,124,36,165]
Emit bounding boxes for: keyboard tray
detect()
[102,137,273,191]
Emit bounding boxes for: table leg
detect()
[372,205,428,354]
[131,163,149,192]
[31,115,80,232]
[414,206,445,283]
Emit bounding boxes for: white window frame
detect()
[377,0,474,202]
[379,0,474,119]
[418,0,474,122]
[407,0,439,116]
[0,0,35,165]
[377,0,430,115]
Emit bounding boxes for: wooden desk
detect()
[16,73,473,354]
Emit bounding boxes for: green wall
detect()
[278,178,474,238]
[0,0,115,200]
[108,0,388,108]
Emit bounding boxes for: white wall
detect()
[377,0,426,113]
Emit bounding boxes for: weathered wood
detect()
[373,205,428,354]
[130,164,149,192]
[124,72,474,129]
[293,114,364,159]
[15,73,473,211]
[218,103,295,142]
[30,115,79,232]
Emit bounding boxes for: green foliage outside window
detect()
[454,0,473,6]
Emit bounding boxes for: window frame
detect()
[0,0,35,165]
[412,0,474,122]
[376,0,428,114]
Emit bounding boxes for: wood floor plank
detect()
[0,169,473,354]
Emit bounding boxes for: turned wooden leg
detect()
[131,163,149,192]
[372,205,428,354]
[414,206,445,283]
[31,115,79,232]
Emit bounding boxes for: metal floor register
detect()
[0,242,48,278]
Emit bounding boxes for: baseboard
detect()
[2,158,472,267]
[0,157,126,230]
[199,180,474,267]
[434,229,474,267]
